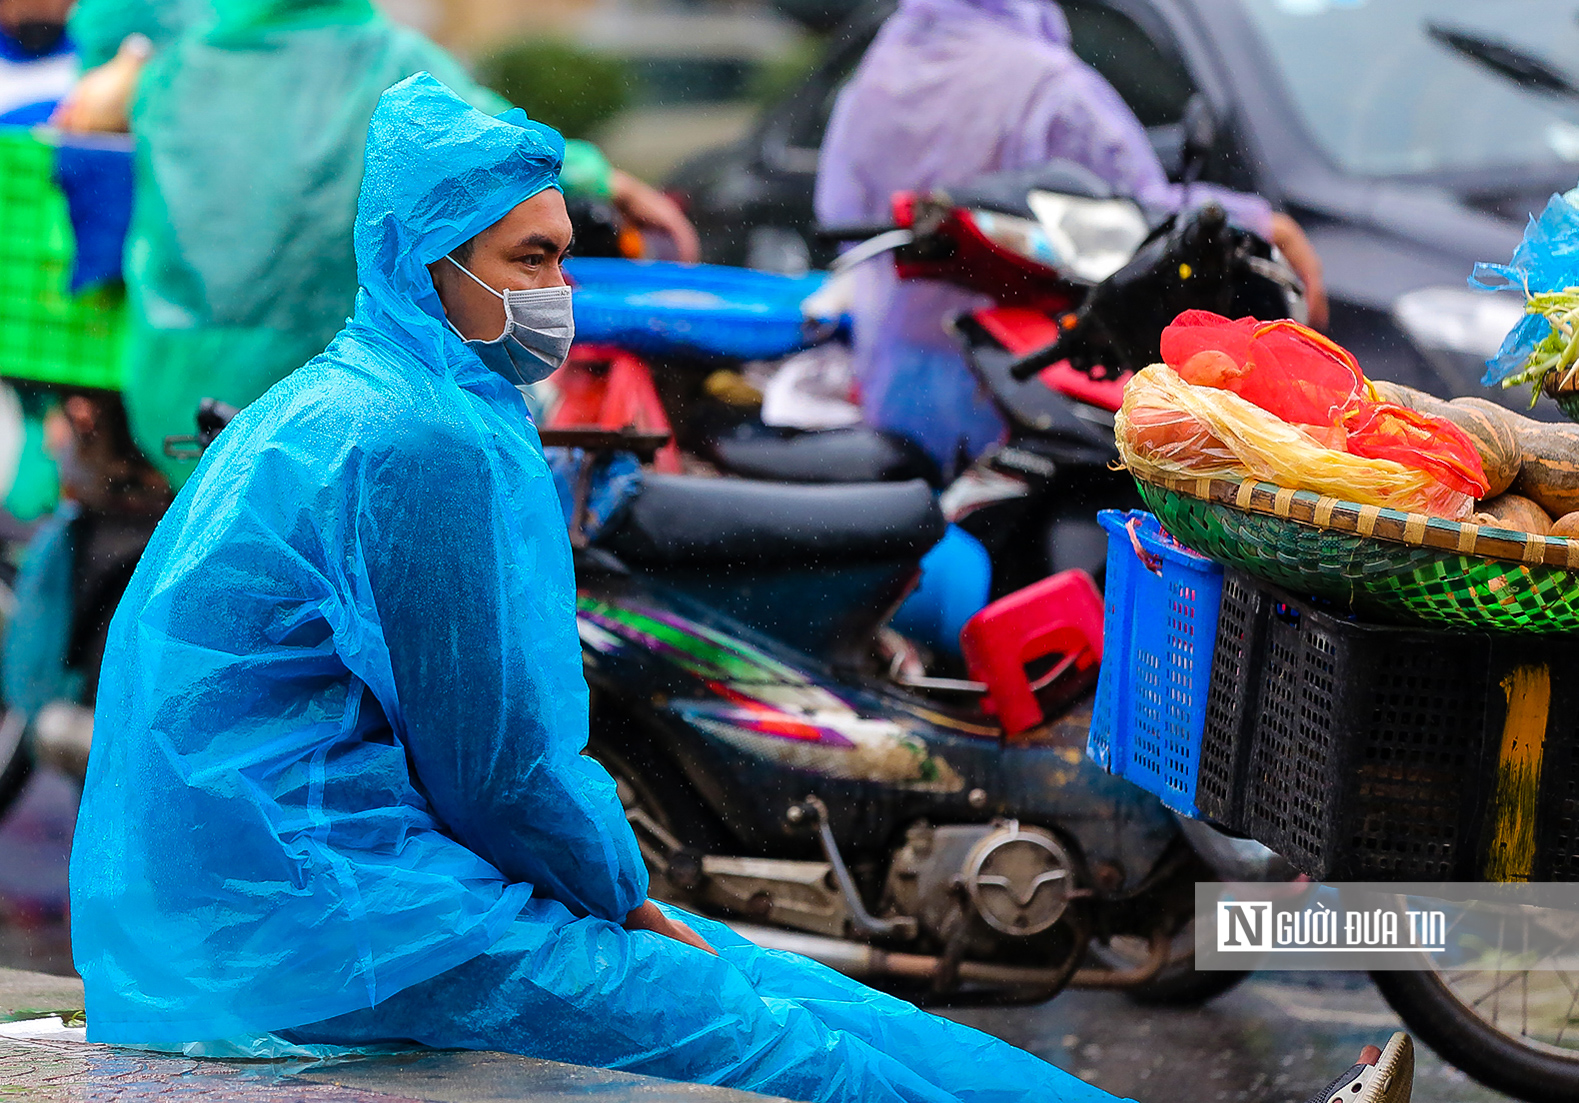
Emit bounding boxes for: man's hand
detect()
[1268,213,1328,330]
[623,900,717,954]
[51,34,151,134]
[610,170,701,264]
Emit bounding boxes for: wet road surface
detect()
[943,972,1506,1102]
[1,766,1515,1102]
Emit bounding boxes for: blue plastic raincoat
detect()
[72,73,1119,1103]
[71,71,642,1041]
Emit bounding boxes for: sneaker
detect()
[1305,1033,1413,1103]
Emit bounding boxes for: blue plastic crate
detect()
[565,257,831,361]
[1088,510,1224,817]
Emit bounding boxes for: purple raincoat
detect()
[816,0,1273,471]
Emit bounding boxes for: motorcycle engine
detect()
[884,821,1078,948]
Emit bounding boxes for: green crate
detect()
[0,129,125,391]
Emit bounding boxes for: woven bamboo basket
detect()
[1136,474,1579,633]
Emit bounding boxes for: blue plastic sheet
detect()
[51,140,133,291]
[282,902,1120,1103]
[1472,187,1579,385]
[566,256,827,360]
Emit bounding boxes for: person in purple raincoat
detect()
[816,0,1326,473]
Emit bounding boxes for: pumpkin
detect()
[1365,383,1521,496]
[1369,380,1424,410]
[1444,398,1522,497]
[1551,511,1579,539]
[1481,407,1579,516]
[1472,492,1552,535]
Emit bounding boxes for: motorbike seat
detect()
[709,427,943,487]
[599,475,944,569]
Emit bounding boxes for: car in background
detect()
[667,0,1579,414]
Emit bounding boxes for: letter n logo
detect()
[1217,902,1270,951]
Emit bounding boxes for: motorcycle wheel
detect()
[1373,960,1579,1102]
[0,562,27,821]
[1125,960,1250,1007]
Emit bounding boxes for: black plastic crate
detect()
[1199,571,1579,881]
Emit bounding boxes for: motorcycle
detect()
[554,160,1301,598]
[568,433,1278,1005]
[0,172,1298,1009]
[2,144,1572,1095]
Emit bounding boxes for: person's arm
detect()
[1025,62,1327,326]
[609,169,701,263]
[1267,212,1328,330]
[360,430,647,923]
[623,900,716,954]
[50,32,151,133]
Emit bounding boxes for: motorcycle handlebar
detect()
[1007,338,1068,382]
[814,222,901,243]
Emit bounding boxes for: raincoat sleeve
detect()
[360,427,647,923]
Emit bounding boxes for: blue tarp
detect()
[567,257,829,361]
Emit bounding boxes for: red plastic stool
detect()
[960,569,1104,737]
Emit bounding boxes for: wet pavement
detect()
[0,1010,788,1103]
[0,766,1517,1102]
[942,973,1508,1102]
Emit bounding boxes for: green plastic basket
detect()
[0,128,125,391]
[1137,475,1579,633]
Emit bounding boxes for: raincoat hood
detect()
[353,72,565,371]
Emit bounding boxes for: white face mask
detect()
[443,254,575,385]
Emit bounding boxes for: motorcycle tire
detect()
[0,559,27,822]
[1372,966,1579,1103]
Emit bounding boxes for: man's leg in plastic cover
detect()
[284,899,1122,1103]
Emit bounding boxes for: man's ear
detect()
[427,259,454,314]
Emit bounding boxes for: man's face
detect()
[429,189,573,343]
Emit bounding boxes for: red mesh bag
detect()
[1158,311,1488,499]
[1161,312,1366,425]
[1342,403,1488,499]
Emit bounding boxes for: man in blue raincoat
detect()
[70,74,1410,1103]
